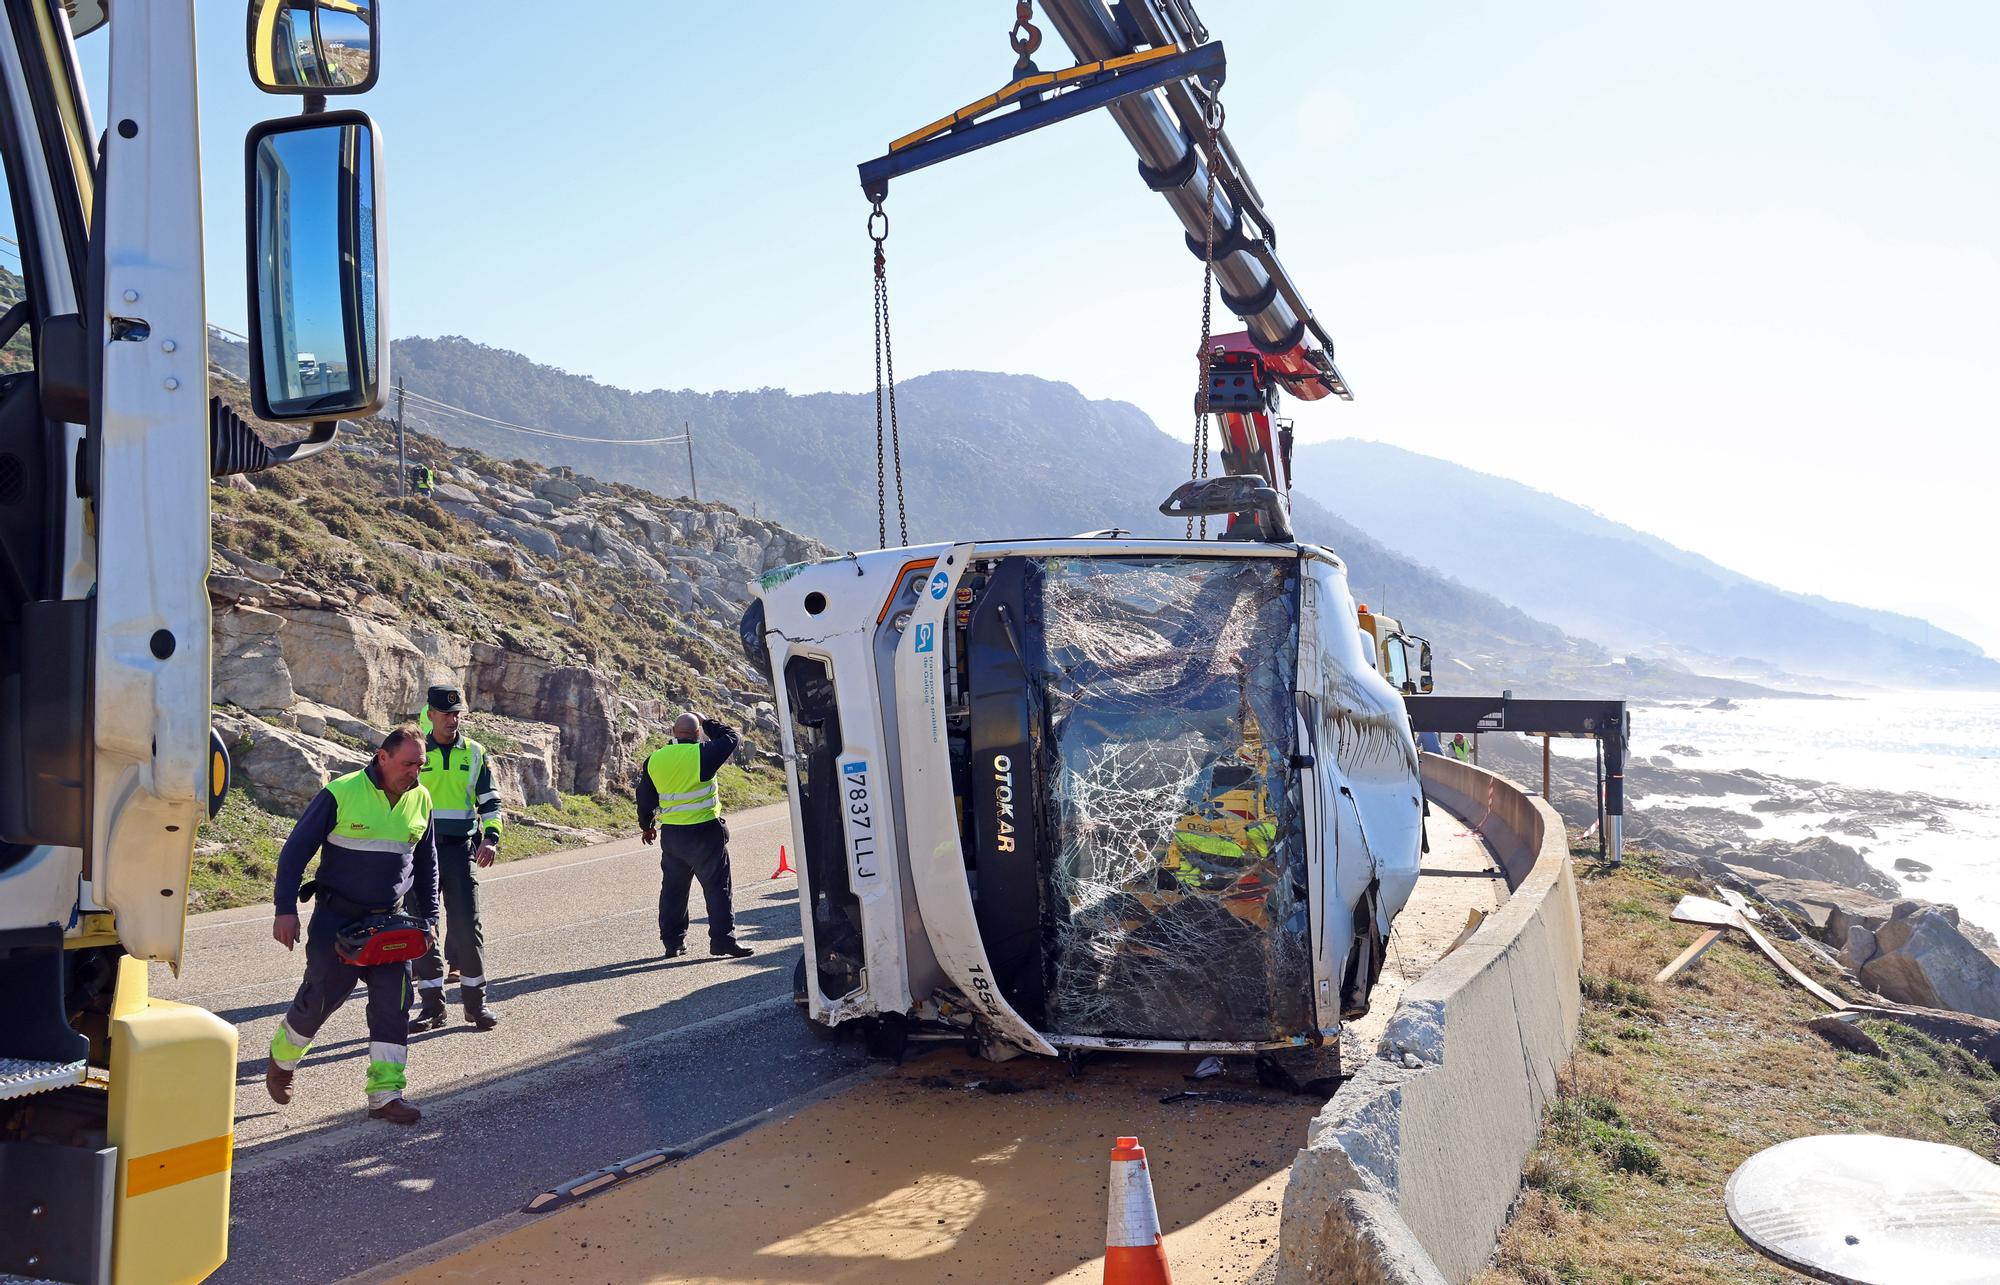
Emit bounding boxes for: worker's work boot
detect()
[710,939,753,959]
[462,985,500,1032]
[415,987,449,1031]
[368,1097,422,1126]
[662,940,686,960]
[265,1061,294,1105]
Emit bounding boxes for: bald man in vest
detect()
[638,712,753,959]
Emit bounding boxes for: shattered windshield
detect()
[1028,555,1308,1042]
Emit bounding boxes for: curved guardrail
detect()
[1277,753,1583,1283]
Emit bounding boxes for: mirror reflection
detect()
[250,0,375,93]
[250,119,382,420]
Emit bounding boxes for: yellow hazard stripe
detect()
[125,1132,234,1198]
[890,44,1184,153]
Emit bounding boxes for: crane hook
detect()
[1009,1,1043,78]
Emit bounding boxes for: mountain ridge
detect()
[309,333,1958,696]
[1290,437,1995,687]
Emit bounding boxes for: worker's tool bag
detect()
[333,914,433,967]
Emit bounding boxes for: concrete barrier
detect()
[1278,754,1582,1283]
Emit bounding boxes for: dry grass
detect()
[1473,846,2000,1285]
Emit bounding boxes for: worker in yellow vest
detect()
[267,725,439,1124]
[413,686,504,1032]
[638,712,752,959]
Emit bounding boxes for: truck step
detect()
[0,1056,87,1102]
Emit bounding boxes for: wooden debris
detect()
[1439,908,1488,961]
[1656,928,1725,983]
[1669,894,1848,1010]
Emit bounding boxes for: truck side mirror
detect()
[244,111,387,423]
[247,0,378,95]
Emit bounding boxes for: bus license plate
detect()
[841,759,878,878]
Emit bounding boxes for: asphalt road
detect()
[152,804,866,1285]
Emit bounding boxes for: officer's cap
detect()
[427,686,468,713]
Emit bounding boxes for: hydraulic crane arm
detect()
[1034,0,1347,404]
[858,1,1351,541]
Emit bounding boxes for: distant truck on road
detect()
[1357,604,1433,696]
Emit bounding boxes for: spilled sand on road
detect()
[409,1049,1310,1284]
[405,801,1505,1285]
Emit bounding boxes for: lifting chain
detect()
[870,202,908,548]
[1009,1,1043,78]
[1189,95,1224,539]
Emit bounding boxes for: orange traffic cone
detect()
[1103,1136,1173,1283]
[769,845,795,879]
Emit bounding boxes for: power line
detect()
[204,323,682,448]
[401,387,688,446]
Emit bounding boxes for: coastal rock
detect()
[475,717,563,810]
[213,605,297,712]
[1840,1004,2000,1070]
[1807,1015,1883,1057]
[1720,836,1900,899]
[288,700,381,746]
[1857,909,2000,1022]
[466,644,626,795]
[1747,879,1892,934]
[534,475,584,505]
[276,609,431,727]
[1893,857,1933,873]
[214,710,367,815]
[218,547,285,584]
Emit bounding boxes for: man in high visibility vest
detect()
[267,724,439,1125]
[1168,815,1275,890]
[413,686,504,1032]
[1448,733,1474,763]
[638,712,752,959]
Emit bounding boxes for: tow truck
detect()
[1356,603,1434,695]
[0,2,387,1279]
[748,1,1422,1061]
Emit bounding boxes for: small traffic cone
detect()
[769,845,795,879]
[1103,1135,1173,1284]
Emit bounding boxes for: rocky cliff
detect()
[208,403,821,824]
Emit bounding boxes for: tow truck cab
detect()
[1,2,384,1279]
[1356,604,1433,696]
[752,537,1423,1059]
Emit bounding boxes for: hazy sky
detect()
[135,3,2000,653]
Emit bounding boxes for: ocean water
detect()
[1558,690,2000,938]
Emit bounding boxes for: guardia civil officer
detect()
[638,712,752,959]
[267,724,439,1125]
[412,685,504,1031]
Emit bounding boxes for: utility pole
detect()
[685,420,699,501]
[395,376,407,497]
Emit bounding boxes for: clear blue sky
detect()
[89,3,2000,654]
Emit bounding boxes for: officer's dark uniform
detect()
[413,686,504,1030]
[269,762,439,1115]
[637,719,749,958]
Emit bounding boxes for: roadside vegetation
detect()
[191,763,785,914]
[1476,846,2000,1285]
